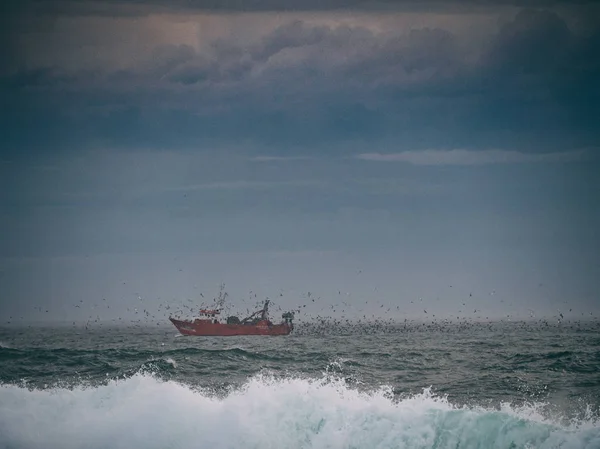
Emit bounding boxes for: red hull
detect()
[169,317,293,336]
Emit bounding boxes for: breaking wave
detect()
[1,374,598,449]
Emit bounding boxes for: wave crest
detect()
[0,373,598,449]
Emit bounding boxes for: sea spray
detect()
[1,373,598,449]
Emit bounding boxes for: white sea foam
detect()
[164,357,177,368]
[0,374,598,449]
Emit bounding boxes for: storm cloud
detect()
[2,2,599,153]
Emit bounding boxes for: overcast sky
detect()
[1,0,599,324]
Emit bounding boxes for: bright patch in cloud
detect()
[355,149,590,166]
[250,156,316,162]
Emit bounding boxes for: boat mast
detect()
[261,300,270,320]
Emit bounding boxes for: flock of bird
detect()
[4,280,598,335]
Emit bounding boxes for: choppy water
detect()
[1,321,599,449]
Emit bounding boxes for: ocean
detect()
[1,321,599,449]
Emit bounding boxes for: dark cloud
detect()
[479,9,600,132]
[145,22,458,90]
[1,6,599,153]
[488,9,572,73]
[2,0,599,16]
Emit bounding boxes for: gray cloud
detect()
[251,156,317,162]
[356,148,592,165]
[2,19,463,89]
[1,5,599,154]
[3,0,599,16]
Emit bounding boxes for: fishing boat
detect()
[169,300,294,336]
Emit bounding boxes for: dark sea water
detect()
[1,321,599,449]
